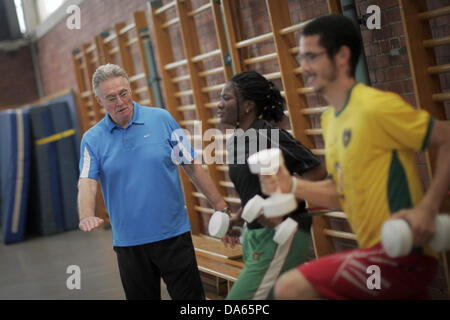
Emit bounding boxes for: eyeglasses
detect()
[297,51,327,64]
[103,90,131,104]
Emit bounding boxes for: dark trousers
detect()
[114,232,205,300]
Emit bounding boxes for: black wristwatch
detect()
[222,207,232,215]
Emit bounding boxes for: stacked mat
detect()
[0,109,31,244]
[27,102,80,236]
[0,92,82,243]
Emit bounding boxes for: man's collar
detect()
[105,101,144,132]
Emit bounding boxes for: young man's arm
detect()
[78,178,104,231]
[390,120,450,246]
[259,163,341,210]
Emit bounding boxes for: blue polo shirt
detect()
[79,102,196,246]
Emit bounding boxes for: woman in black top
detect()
[217,71,326,299]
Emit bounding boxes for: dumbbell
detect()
[208,211,230,239]
[381,214,450,258]
[247,148,298,218]
[242,194,298,245]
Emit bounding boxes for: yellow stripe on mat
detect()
[35,129,75,146]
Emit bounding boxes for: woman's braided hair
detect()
[230,70,286,123]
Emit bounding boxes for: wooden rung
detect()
[205,101,219,108]
[305,128,323,135]
[296,87,315,94]
[129,72,146,83]
[324,229,357,240]
[235,32,274,49]
[207,118,221,124]
[194,205,215,214]
[323,211,347,219]
[85,43,96,53]
[224,197,241,204]
[192,49,221,63]
[244,52,278,65]
[202,83,225,93]
[423,35,450,48]
[126,37,139,47]
[109,46,119,55]
[81,90,91,98]
[177,104,196,111]
[172,74,191,83]
[418,5,450,20]
[301,106,330,115]
[312,149,326,156]
[90,57,98,64]
[162,17,180,29]
[188,2,212,16]
[293,66,303,75]
[99,108,106,114]
[192,192,206,199]
[179,119,198,126]
[199,66,224,77]
[432,92,450,102]
[165,59,188,70]
[119,23,136,35]
[103,33,117,44]
[139,99,151,106]
[279,19,312,35]
[154,1,176,15]
[263,71,281,80]
[289,46,300,55]
[219,181,235,188]
[175,89,194,97]
[134,86,148,95]
[428,64,450,75]
[216,165,229,172]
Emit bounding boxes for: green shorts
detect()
[226,227,311,300]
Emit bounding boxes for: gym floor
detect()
[0,229,171,300]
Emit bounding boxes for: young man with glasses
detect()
[259,14,450,299]
[77,64,229,300]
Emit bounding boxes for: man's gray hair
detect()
[92,64,130,97]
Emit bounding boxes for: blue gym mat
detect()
[0,108,31,244]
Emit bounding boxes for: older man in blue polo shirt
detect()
[78,64,229,300]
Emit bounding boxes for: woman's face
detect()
[217,81,247,126]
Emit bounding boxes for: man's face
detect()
[298,35,338,93]
[96,76,133,127]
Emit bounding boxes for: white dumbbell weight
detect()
[242,195,265,223]
[381,214,450,258]
[242,195,298,245]
[247,148,297,218]
[273,218,298,245]
[208,211,230,239]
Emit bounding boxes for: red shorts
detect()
[298,244,438,299]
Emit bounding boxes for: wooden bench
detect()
[192,234,244,299]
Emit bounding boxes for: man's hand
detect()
[79,216,105,232]
[259,163,293,195]
[388,207,436,247]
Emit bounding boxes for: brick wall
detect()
[0,45,38,109]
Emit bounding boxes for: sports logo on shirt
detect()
[343,129,352,147]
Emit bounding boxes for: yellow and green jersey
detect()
[321,83,437,258]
